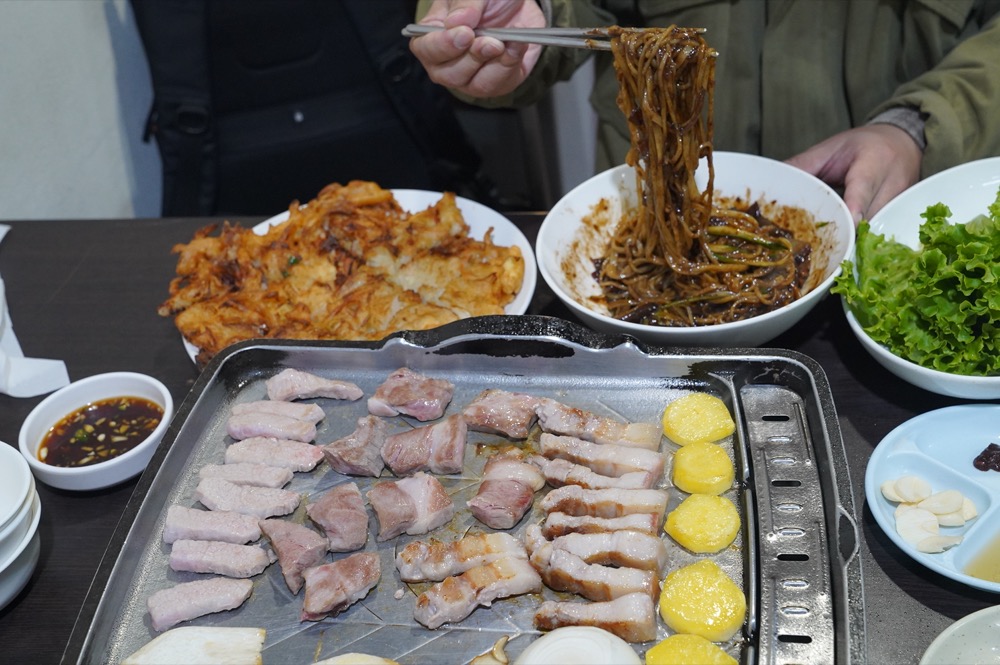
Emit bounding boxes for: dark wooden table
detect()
[0,214,993,664]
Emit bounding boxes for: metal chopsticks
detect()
[401,24,614,51]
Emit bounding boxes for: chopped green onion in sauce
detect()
[38,396,163,468]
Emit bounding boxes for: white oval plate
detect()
[183,190,536,362]
[920,605,1000,664]
[865,404,1000,593]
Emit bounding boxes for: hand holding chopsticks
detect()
[402,24,615,51]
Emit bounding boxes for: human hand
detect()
[408,0,546,98]
[785,124,922,224]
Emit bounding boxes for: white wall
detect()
[0,0,161,220]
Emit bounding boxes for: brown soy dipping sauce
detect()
[39,396,164,468]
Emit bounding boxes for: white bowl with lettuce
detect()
[835,157,1000,399]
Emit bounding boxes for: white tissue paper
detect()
[0,224,70,397]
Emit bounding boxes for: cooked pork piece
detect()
[539,486,669,520]
[380,414,466,476]
[540,512,660,538]
[524,524,666,573]
[231,399,325,424]
[225,436,324,472]
[534,592,657,643]
[534,398,661,449]
[468,479,535,531]
[321,415,387,477]
[147,577,253,632]
[306,482,369,552]
[226,412,317,443]
[413,557,542,629]
[168,539,273,578]
[266,368,364,402]
[301,552,381,622]
[395,532,527,582]
[259,519,329,594]
[162,505,261,545]
[537,457,654,490]
[367,472,455,540]
[195,477,300,519]
[367,367,454,421]
[461,389,542,439]
[539,433,664,481]
[482,448,545,490]
[198,462,293,489]
[527,545,658,602]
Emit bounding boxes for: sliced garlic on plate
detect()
[917,489,964,515]
[895,507,940,545]
[916,535,963,554]
[894,475,933,503]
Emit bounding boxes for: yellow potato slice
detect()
[672,440,735,495]
[664,493,741,554]
[661,393,735,446]
[658,559,746,642]
[645,634,738,665]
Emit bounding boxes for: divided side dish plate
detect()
[865,404,1000,593]
[68,316,863,665]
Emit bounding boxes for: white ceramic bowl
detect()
[920,605,1000,664]
[537,152,854,346]
[18,372,174,491]
[842,157,1000,399]
[0,443,32,532]
[0,491,41,612]
[0,471,34,567]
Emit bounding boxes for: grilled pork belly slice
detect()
[534,398,660,449]
[482,448,545,490]
[367,472,454,541]
[163,505,261,545]
[380,414,466,476]
[225,436,324,472]
[461,389,542,439]
[528,545,658,603]
[301,551,381,622]
[146,577,253,632]
[539,433,664,482]
[266,368,364,402]
[367,367,455,421]
[539,486,668,521]
[540,512,660,538]
[534,592,657,643]
[306,482,369,552]
[231,399,325,424]
[413,557,542,629]
[195,477,300,519]
[169,539,273,578]
[226,412,317,443]
[321,415,387,477]
[468,479,535,531]
[537,458,654,490]
[198,462,293,489]
[395,532,527,582]
[525,524,666,573]
[259,519,328,594]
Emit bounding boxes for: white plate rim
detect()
[919,604,1000,664]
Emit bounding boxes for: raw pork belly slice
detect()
[539,486,668,521]
[195,477,300,519]
[169,539,273,578]
[395,532,527,582]
[367,472,455,541]
[321,415,387,477]
[231,400,325,424]
[534,398,661,449]
[259,519,328,594]
[367,367,454,421]
[306,482,369,552]
[198,462,293,489]
[147,577,253,632]
[226,412,317,443]
[534,592,657,643]
[527,544,658,603]
[413,557,542,629]
[537,458,654,490]
[162,505,261,545]
[540,512,660,538]
[300,551,381,622]
[225,436,324,472]
[524,524,666,573]
[380,414,466,476]
[266,368,364,402]
[539,433,664,482]
[468,448,544,530]
[461,389,542,439]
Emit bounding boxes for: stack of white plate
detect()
[0,442,41,611]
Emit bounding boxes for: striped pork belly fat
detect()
[534,398,661,449]
[380,414,467,476]
[460,389,542,439]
